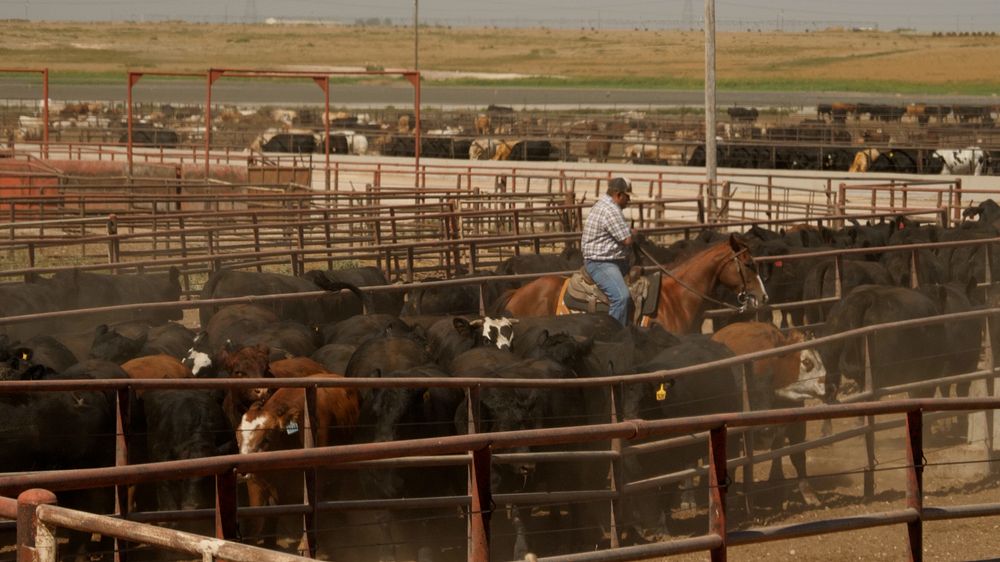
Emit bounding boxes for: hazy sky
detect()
[0,0,997,31]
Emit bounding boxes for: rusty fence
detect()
[0,391,998,562]
[0,491,312,562]
[3,302,1000,559]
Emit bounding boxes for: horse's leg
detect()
[511,506,531,560]
[376,509,397,562]
[787,422,819,506]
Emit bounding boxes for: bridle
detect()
[637,243,759,314]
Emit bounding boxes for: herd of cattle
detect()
[3,199,1000,559]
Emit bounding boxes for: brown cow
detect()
[216,344,329,428]
[120,354,191,397]
[236,374,360,545]
[711,322,826,506]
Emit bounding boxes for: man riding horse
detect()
[581,177,641,326]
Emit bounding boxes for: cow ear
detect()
[13,347,32,362]
[785,330,806,344]
[535,329,550,346]
[453,318,473,337]
[728,234,740,252]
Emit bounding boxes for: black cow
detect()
[319,313,412,347]
[455,356,599,558]
[727,106,759,122]
[53,267,183,328]
[802,259,893,324]
[0,364,123,558]
[349,365,466,561]
[20,335,78,372]
[344,333,432,383]
[0,275,77,341]
[425,316,518,369]
[89,324,147,363]
[310,343,356,374]
[91,321,196,360]
[402,271,503,316]
[303,266,403,316]
[240,320,321,360]
[133,390,236,526]
[199,270,363,327]
[621,336,739,539]
[820,285,948,400]
[259,132,317,153]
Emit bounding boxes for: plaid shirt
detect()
[582,194,630,261]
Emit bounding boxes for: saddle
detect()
[563,266,661,324]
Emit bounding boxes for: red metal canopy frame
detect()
[126,68,422,187]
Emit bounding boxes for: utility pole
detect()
[413,0,419,70]
[705,0,718,220]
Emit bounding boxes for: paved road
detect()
[1,79,999,109]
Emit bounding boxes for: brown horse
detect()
[497,234,768,334]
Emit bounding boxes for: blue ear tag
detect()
[286,421,299,435]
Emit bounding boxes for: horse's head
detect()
[719,235,768,311]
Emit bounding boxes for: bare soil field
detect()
[1,21,1000,94]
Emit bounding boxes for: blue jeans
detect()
[585,259,630,326]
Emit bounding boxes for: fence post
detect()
[107,214,119,264]
[863,334,877,499]
[909,249,920,289]
[740,363,755,518]
[215,469,240,540]
[905,409,924,562]
[608,383,624,548]
[709,426,728,562]
[470,446,493,562]
[301,385,319,558]
[17,489,57,562]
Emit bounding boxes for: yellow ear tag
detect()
[423,390,431,402]
[21,352,29,361]
[656,383,667,401]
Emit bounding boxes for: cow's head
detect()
[183,332,213,377]
[454,317,518,351]
[237,400,300,457]
[775,332,827,402]
[0,344,41,381]
[89,324,147,364]
[219,343,273,403]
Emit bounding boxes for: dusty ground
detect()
[1,21,1000,93]
[658,413,1000,562]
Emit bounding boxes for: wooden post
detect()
[704,0,718,222]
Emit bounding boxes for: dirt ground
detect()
[658,412,1000,562]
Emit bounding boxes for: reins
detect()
[635,243,752,313]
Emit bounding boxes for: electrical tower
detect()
[243,0,258,24]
